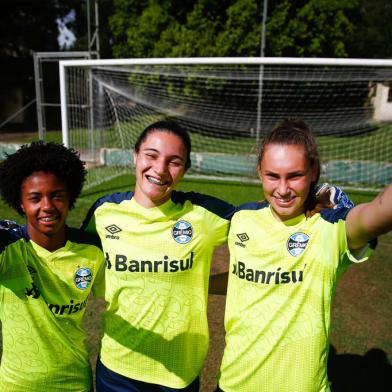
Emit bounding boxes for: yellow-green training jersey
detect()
[218,203,374,392]
[82,190,235,388]
[0,221,105,392]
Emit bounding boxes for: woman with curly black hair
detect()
[0,141,105,392]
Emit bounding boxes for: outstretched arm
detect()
[346,185,392,250]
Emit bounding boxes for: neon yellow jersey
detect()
[82,191,234,388]
[0,222,105,392]
[218,204,374,392]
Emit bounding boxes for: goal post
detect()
[59,57,392,191]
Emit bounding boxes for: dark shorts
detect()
[96,358,200,392]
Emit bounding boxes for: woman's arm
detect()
[209,272,229,295]
[346,184,392,250]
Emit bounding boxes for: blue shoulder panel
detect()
[171,191,236,220]
[235,202,350,223]
[66,227,102,249]
[81,191,134,230]
[320,207,351,223]
[0,220,27,253]
[236,201,269,212]
[90,191,134,209]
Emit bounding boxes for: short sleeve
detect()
[92,249,106,297]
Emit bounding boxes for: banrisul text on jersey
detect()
[105,251,195,272]
[232,260,307,284]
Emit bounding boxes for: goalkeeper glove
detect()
[307,183,354,217]
[315,183,354,209]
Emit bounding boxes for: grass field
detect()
[3,123,390,194]
[0,173,391,390]
[4,122,392,162]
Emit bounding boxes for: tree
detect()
[347,0,392,59]
[266,0,359,57]
[108,0,360,58]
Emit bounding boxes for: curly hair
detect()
[0,141,86,215]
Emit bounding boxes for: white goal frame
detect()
[59,57,392,191]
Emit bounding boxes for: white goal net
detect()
[59,57,392,191]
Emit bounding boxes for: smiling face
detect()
[133,130,188,208]
[258,143,318,222]
[20,171,70,250]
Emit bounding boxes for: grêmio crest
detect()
[287,232,309,257]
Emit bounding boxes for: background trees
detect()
[346,0,392,59]
[1,0,392,132]
[108,0,362,58]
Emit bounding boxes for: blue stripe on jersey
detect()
[66,227,102,249]
[320,207,351,223]
[234,203,352,224]
[235,201,269,212]
[81,191,134,230]
[81,190,235,224]
[1,220,101,252]
[0,220,26,252]
[171,191,236,220]
[95,191,134,206]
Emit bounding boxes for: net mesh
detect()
[63,61,392,191]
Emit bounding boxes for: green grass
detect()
[8,122,390,163]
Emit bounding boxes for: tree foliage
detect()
[267,0,359,57]
[347,0,392,59]
[1,0,390,61]
[108,0,361,58]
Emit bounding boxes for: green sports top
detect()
[0,222,105,392]
[218,204,374,392]
[82,191,235,388]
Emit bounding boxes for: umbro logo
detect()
[105,224,122,239]
[235,232,249,248]
[236,233,249,242]
[106,224,122,234]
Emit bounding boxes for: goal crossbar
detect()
[59,57,392,191]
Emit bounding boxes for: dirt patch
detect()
[0,131,36,144]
